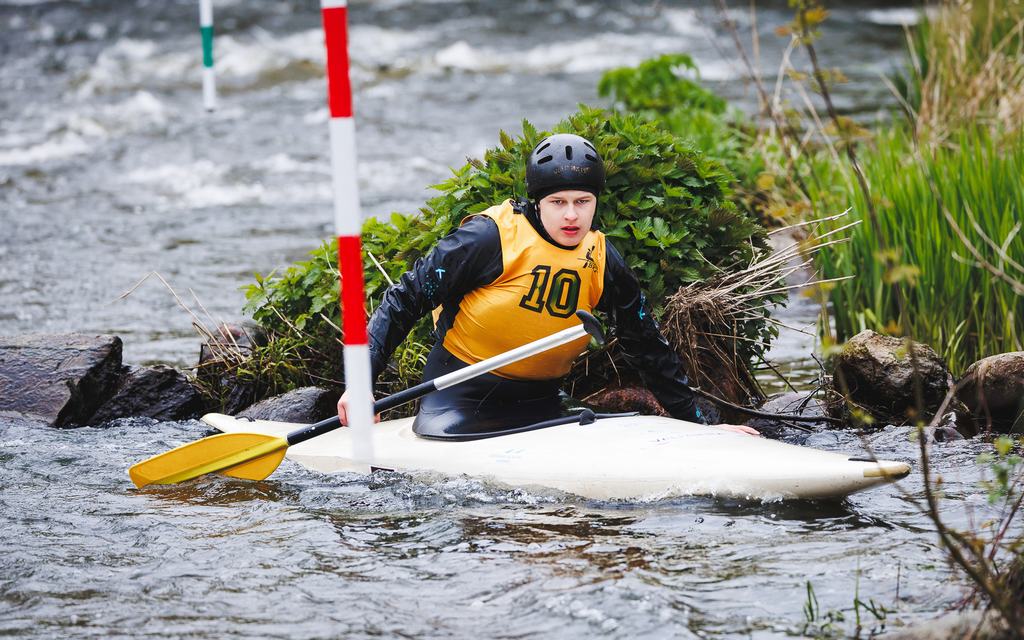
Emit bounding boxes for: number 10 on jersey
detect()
[519,265,582,318]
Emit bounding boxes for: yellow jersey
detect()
[441,200,606,380]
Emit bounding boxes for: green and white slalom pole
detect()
[321,0,374,464]
[199,0,216,111]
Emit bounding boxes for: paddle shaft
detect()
[286,311,604,446]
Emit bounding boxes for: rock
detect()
[957,352,1024,434]
[583,386,723,423]
[760,391,828,416]
[878,609,1011,639]
[0,333,123,427]
[220,379,262,415]
[89,365,206,424]
[198,322,267,367]
[237,386,337,424]
[584,386,669,417]
[803,431,840,447]
[744,391,827,438]
[921,411,967,443]
[1006,554,1024,614]
[195,322,268,415]
[831,331,953,426]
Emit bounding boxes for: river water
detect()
[1,1,1010,637]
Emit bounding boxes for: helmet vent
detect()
[535,142,551,155]
[585,153,597,162]
[537,155,553,165]
[564,145,573,160]
[583,141,596,152]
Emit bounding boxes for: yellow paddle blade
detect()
[129,432,288,488]
[219,446,288,481]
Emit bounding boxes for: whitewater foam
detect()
[663,8,712,37]
[0,133,90,166]
[254,153,328,175]
[431,32,728,76]
[861,8,932,26]
[123,161,265,208]
[0,92,167,166]
[79,26,431,96]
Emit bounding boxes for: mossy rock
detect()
[831,330,953,426]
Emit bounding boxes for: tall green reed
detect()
[813,126,1024,373]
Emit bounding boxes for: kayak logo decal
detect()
[578,245,598,272]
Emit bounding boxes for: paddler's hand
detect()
[336,390,382,427]
[715,423,761,437]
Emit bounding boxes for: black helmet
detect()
[525,133,605,201]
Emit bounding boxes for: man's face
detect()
[537,190,597,247]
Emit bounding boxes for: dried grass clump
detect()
[662,282,759,407]
[664,214,856,406]
[905,0,1024,142]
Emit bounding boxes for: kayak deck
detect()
[202,413,911,501]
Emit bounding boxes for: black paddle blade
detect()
[575,310,605,346]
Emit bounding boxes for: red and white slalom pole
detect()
[321,0,374,463]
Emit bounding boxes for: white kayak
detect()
[202,412,911,501]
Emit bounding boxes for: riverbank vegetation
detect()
[713,0,1024,633]
[747,0,1024,374]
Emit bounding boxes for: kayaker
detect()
[338,133,759,439]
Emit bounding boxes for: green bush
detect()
[598,54,767,221]
[241,104,769,402]
[598,53,727,115]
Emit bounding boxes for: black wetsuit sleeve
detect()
[595,241,707,424]
[366,215,503,382]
